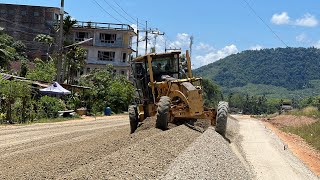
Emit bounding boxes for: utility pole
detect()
[136,18,139,57]
[57,0,64,83]
[150,30,164,53]
[145,21,148,54]
[189,35,194,59]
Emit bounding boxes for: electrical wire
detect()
[91,0,123,24]
[111,0,146,28]
[241,0,288,47]
[102,0,136,25]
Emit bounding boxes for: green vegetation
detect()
[283,120,320,151]
[26,58,57,82]
[195,47,320,98]
[202,79,223,107]
[79,65,135,114]
[0,31,27,70]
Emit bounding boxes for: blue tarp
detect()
[39,82,71,95]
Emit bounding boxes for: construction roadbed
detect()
[0,115,251,179]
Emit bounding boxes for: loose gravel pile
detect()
[160,127,251,180]
[60,125,201,179]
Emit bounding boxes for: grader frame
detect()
[129,50,227,135]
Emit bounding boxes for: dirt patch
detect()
[263,121,320,177]
[263,115,317,128]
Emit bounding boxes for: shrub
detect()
[37,96,66,118]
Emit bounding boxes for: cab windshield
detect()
[151,55,179,81]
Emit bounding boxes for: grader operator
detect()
[128,50,228,135]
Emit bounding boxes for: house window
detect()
[0,9,6,14]
[34,12,39,16]
[54,13,59,21]
[9,10,15,15]
[75,32,89,42]
[21,10,27,16]
[122,53,127,62]
[98,51,115,61]
[100,33,116,43]
[121,70,125,75]
[86,68,91,73]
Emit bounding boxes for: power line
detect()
[112,0,136,22]
[102,0,136,25]
[111,0,146,28]
[241,0,288,47]
[91,0,123,23]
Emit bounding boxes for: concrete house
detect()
[70,21,136,78]
[0,3,60,59]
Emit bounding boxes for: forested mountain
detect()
[195,47,320,98]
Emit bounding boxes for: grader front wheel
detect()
[156,96,171,130]
[215,101,228,136]
[129,105,139,134]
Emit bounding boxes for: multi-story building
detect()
[70,21,136,78]
[0,3,60,59]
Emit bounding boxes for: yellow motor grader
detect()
[129,50,228,135]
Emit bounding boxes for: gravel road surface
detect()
[0,114,252,179]
[161,127,251,180]
[231,115,319,180]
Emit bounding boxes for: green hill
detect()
[194,47,320,99]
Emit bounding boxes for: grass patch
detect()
[282,120,320,151]
[289,106,320,119]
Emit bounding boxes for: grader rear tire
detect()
[156,96,171,130]
[129,105,139,134]
[215,101,229,136]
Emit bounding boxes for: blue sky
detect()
[1,0,320,68]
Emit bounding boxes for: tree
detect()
[63,15,77,36]
[34,34,54,61]
[26,58,57,82]
[79,65,135,114]
[65,45,86,83]
[0,80,31,123]
[202,79,223,107]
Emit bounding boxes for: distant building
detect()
[0,3,60,59]
[69,21,136,78]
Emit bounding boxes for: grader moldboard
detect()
[128,50,228,135]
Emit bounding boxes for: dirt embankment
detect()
[263,115,320,177]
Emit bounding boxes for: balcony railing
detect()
[73,21,135,32]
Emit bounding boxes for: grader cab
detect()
[129,50,228,135]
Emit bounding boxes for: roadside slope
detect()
[232,115,318,180]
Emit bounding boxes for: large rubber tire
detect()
[129,105,139,134]
[215,101,229,136]
[156,96,171,130]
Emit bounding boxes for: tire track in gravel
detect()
[0,121,128,154]
[0,116,161,179]
[59,125,201,179]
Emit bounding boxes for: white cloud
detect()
[250,45,263,50]
[295,13,318,27]
[168,33,190,49]
[194,44,238,68]
[271,12,318,27]
[130,24,138,33]
[135,32,191,56]
[195,43,215,52]
[296,33,307,42]
[271,12,290,25]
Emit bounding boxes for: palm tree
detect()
[63,15,77,36]
[34,34,54,61]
